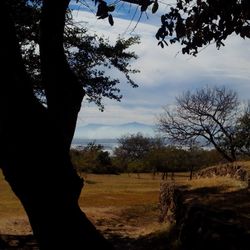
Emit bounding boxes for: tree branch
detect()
[0,1,34,101]
[40,0,85,150]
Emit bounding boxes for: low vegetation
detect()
[71,136,225,177]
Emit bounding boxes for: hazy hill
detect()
[74,122,156,139]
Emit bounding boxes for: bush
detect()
[70,142,118,174]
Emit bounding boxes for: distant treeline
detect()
[70,133,242,176]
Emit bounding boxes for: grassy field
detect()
[1,162,249,239]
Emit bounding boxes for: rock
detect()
[194,165,248,182]
[158,182,183,224]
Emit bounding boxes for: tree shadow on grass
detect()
[109,228,179,250]
[0,234,38,250]
[174,185,250,250]
[182,184,250,215]
[0,231,177,250]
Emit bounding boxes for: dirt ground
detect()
[0,205,171,250]
[0,172,171,249]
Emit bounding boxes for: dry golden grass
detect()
[79,173,162,208]
[188,176,248,192]
[0,162,249,237]
[0,171,25,218]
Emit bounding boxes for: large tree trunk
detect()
[0,1,113,249]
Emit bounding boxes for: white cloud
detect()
[77,101,162,125]
[72,8,250,129]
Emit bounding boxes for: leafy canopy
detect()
[8,0,140,110]
[88,0,250,55]
[156,0,250,55]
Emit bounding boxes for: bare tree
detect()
[115,133,153,162]
[158,86,240,162]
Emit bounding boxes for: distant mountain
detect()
[74,122,156,139]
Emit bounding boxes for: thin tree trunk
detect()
[189,166,194,180]
[206,130,236,162]
[171,172,174,180]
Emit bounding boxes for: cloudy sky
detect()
[71,1,250,129]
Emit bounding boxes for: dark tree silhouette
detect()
[155,0,250,54]
[11,0,139,110]
[95,0,250,54]
[0,0,140,248]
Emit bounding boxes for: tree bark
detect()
[0,1,113,249]
[40,0,85,151]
